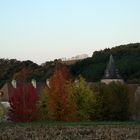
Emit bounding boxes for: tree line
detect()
[0,66,130,122]
[70,43,140,83]
[0,43,140,89]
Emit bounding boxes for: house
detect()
[0,79,49,109]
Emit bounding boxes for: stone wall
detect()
[101,79,124,85]
[0,125,140,140]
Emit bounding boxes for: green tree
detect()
[107,82,130,120]
[73,76,93,120]
[38,88,49,120]
[91,84,109,121]
[91,82,130,121]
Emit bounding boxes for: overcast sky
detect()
[0,0,140,64]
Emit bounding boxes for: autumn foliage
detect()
[7,65,130,122]
[47,66,77,121]
[9,84,38,122]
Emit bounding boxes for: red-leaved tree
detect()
[9,84,38,122]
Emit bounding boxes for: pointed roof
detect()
[103,54,121,79]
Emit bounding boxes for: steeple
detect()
[101,54,124,84]
[104,54,121,79]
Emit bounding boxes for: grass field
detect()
[1,121,140,128]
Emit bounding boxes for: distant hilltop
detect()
[60,54,89,61]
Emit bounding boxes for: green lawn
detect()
[1,121,140,128]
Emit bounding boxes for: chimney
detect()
[74,79,79,83]
[31,79,37,88]
[11,79,17,88]
[46,79,50,88]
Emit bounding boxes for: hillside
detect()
[70,43,140,83]
[0,43,140,88]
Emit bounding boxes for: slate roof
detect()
[103,55,121,79]
[0,81,48,102]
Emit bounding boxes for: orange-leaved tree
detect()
[48,66,77,121]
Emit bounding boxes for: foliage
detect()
[0,103,6,122]
[72,76,93,120]
[71,43,140,82]
[9,84,38,122]
[107,82,130,120]
[0,43,139,122]
[90,84,109,120]
[47,67,77,121]
[0,59,38,88]
[91,82,130,121]
[13,67,32,82]
[37,88,49,121]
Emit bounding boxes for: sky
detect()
[0,0,140,64]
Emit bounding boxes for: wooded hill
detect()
[71,43,140,83]
[0,43,140,88]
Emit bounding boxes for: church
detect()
[101,54,124,84]
[101,54,140,120]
